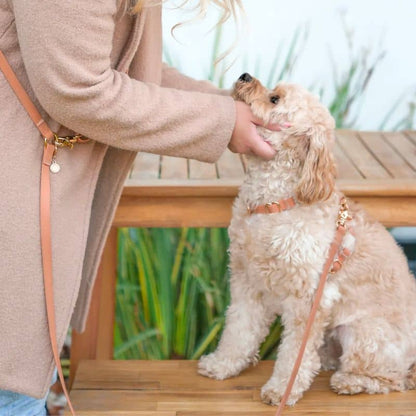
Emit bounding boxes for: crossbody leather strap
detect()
[0,50,76,415]
[0,51,54,141]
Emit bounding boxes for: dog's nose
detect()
[238,73,253,83]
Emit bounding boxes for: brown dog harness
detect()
[0,50,84,415]
[249,196,353,415]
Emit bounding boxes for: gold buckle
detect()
[265,201,280,213]
[330,259,342,274]
[273,201,281,211]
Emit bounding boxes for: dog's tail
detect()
[405,363,416,390]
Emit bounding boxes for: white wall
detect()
[162,0,416,130]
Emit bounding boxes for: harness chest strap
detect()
[0,50,76,415]
[248,196,352,415]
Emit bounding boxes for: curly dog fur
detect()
[198,75,416,406]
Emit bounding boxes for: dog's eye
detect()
[270,95,280,104]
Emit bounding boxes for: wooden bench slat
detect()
[189,160,218,179]
[160,156,188,179]
[175,413,349,416]
[122,183,241,197]
[382,131,416,171]
[121,178,416,197]
[73,360,282,391]
[67,361,416,415]
[68,389,415,415]
[216,149,245,179]
[335,130,390,179]
[333,143,363,180]
[130,153,161,179]
[114,194,416,228]
[336,178,416,196]
[67,413,175,416]
[358,131,415,178]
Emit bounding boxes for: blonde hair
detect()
[132,0,243,25]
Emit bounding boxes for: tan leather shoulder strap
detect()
[0,50,76,415]
[0,51,54,140]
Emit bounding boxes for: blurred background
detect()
[163,0,415,130]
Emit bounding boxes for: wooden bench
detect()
[67,360,416,415]
[68,130,416,413]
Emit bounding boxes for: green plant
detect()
[115,227,230,359]
[115,227,284,360]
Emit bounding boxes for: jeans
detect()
[0,369,57,416]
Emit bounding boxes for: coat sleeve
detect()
[161,63,231,96]
[11,0,235,163]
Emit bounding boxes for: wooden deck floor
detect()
[67,360,416,415]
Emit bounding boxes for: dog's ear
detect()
[295,127,336,204]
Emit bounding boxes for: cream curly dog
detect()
[198,73,416,406]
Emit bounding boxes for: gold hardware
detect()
[43,133,90,174]
[265,201,280,212]
[336,197,352,228]
[44,133,89,148]
[53,133,90,149]
[272,201,281,211]
[49,143,61,173]
[44,137,54,146]
[330,259,342,274]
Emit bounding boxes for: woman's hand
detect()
[228,101,284,160]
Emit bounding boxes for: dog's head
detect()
[233,73,337,205]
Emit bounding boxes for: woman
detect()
[0,0,279,413]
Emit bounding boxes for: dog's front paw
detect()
[260,382,283,406]
[198,353,247,380]
[261,380,302,406]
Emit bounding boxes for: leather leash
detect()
[250,197,351,415]
[0,50,77,415]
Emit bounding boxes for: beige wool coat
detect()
[0,0,236,398]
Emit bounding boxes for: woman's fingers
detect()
[229,101,275,160]
[249,134,276,160]
[252,114,292,131]
[229,101,279,160]
[229,101,294,160]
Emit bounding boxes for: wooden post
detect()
[69,227,118,388]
